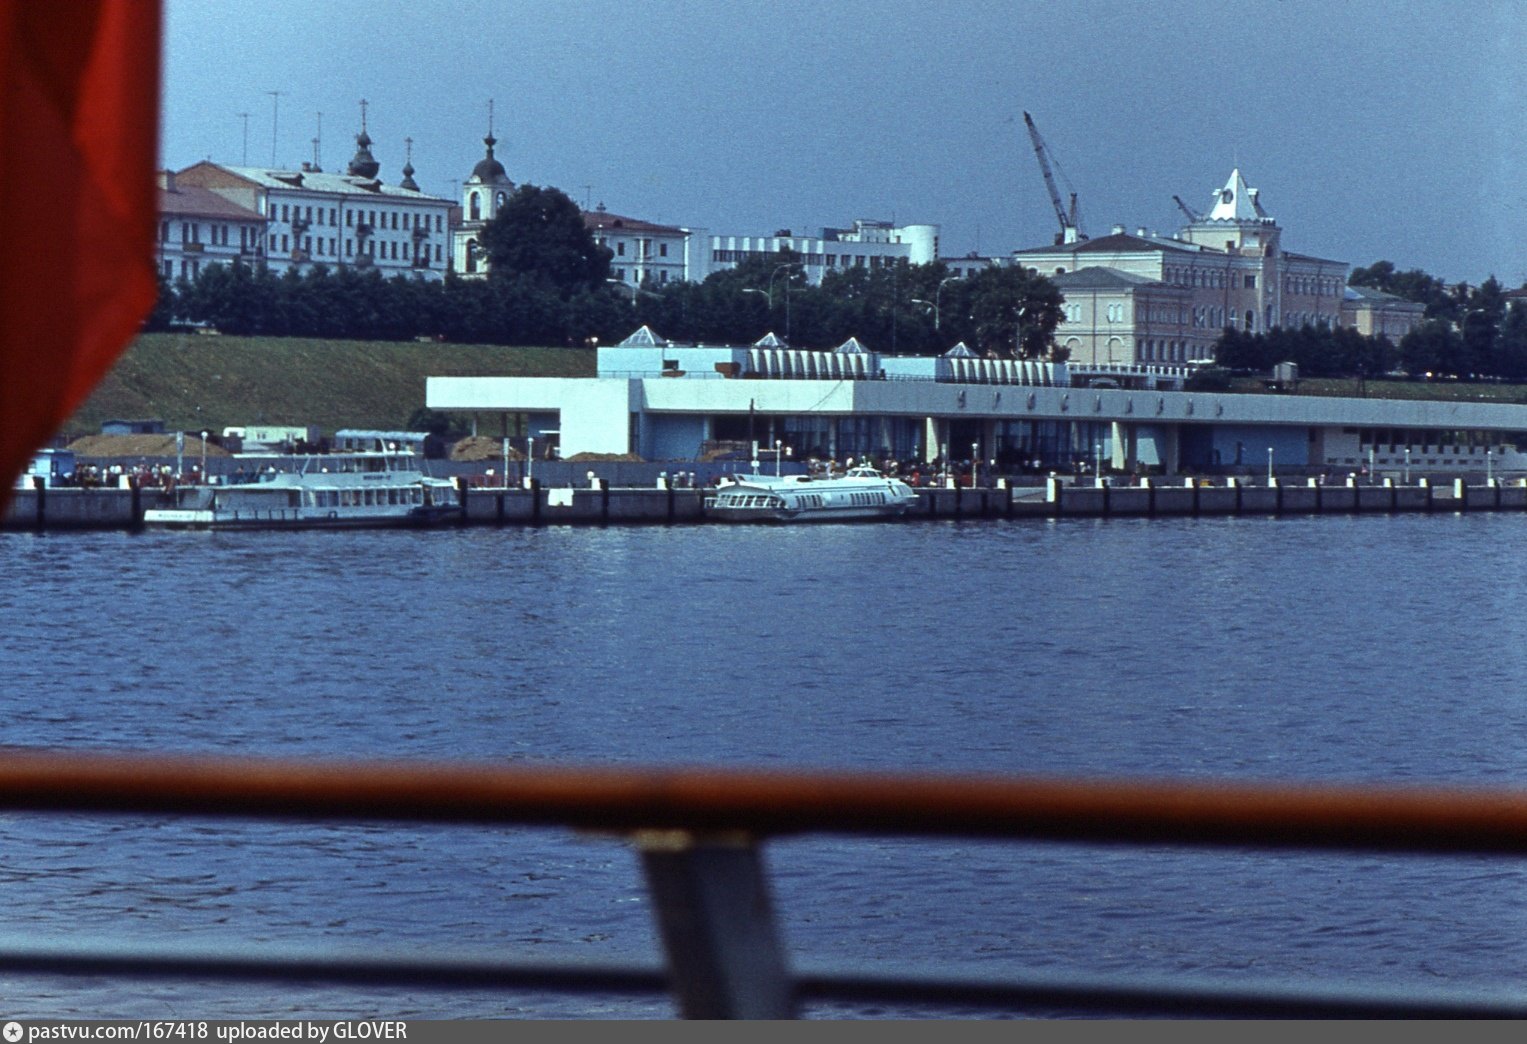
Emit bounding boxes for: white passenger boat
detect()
[142,451,459,530]
[707,466,919,522]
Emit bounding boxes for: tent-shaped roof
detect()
[618,325,668,347]
[943,342,979,357]
[834,337,871,354]
[753,332,789,348]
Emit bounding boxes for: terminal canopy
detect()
[753,332,789,348]
[943,342,979,357]
[834,337,871,354]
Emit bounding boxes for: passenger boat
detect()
[142,451,460,530]
[706,466,919,522]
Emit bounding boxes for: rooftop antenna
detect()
[311,111,322,170]
[237,112,249,165]
[487,98,494,138]
[584,185,592,211]
[265,90,284,166]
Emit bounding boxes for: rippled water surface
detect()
[3,513,1527,1017]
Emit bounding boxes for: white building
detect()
[173,125,453,282]
[707,219,940,285]
[427,325,1527,476]
[156,170,266,282]
[585,205,704,288]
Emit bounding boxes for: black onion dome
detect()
[471,134,510,183]
[347,130,380,179]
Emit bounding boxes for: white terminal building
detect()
[428,325,1527,476]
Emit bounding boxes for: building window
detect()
[660,243,668,257]
[617,242,626,256]
[1244,274,1257,289]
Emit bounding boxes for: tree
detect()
[479,184,612,295]
[962,267,1064,358]
[1398,318,1465,377]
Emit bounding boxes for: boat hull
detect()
[142,505,459,530]
[707,503,911,523]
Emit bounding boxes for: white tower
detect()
[453,100,516,276]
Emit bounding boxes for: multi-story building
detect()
[173,124,453,282]
[155,170,266,282]
[585,205,703,288]
[706,219,940,285]
[1340,284,1427,340]
[1016,170,1376,366]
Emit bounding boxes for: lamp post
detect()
[1095,440,1104,488]
[200,431,208,482]
[527,436,535,486]
[775,439,783,478]
[972,441,979,488]
[1487,446,1493,484]
[1405,446,1411,484]
[1267,446,1274,485]
[503,436,511,490]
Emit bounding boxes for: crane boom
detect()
[1172,195,1200,222]
[1022,112,1084,244]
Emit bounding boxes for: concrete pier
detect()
[8,477,1527,532]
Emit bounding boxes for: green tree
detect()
[480,184,612,295]
[1398,318,1465,376]
[963,266,1064,358]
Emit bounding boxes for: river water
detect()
[2,513,1527,1017]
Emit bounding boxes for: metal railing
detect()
[3,750,1527,1018]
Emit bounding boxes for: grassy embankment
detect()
[65,332,595,438]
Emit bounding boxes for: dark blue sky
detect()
[163,0,1526,285]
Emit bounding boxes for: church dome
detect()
[347,129,380,180]
[470,133,511,184]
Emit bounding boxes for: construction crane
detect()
[1172,194,1201,223]
[1022,111,1086,244]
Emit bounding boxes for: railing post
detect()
[636,831,796,1019]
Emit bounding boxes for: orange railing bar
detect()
[1,749,1525,854]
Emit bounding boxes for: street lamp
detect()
[527,436,535,486]
[200,431,208,482]
[1267,446,1274,485]
[972,441,979,488]
[1405,446,1411,484]
[775,439,783,478]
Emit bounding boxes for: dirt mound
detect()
[450,436,523,462]
[563,452,644,462]
[67,434,229,458]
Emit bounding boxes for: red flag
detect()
[0,0,160,509]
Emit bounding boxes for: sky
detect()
[162,0,1527,287]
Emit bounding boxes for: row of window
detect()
[598,238,671,258]
[273,203,445,234]
[1284,276,1341,296]
[1138,340,1210,363]
[709,249,900,269]
[1347,428,1527,451]
[271,233,443,264]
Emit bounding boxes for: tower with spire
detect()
[1180,168,1281,259]
[454,100,516,276]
